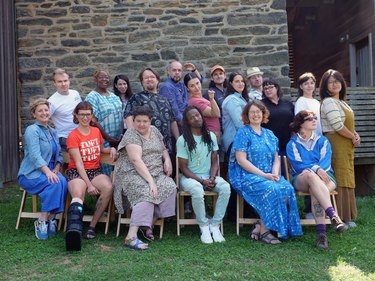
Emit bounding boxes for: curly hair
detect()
[241,100,269,125]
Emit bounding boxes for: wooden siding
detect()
[0,0,19,183]
[287,0,375,87]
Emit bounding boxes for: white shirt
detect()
[294,96,322,135]
[48,89,82,138]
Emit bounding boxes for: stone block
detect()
[165,9,192,16]
[35,49,68,56]
[36,9,67,17]
[234,46,273,53]
[180,18,199,24]
[132,53,160,61]
[143,9,164,15]
[21,85,45,98]
[48,26,70,33]
[161,50,179,60]
[221,26,270,36]
[191,37,226,45]
[91,15,108,26]
[128,30,161,43]
[76,29,103,38]
[202,16,224,24]
[164,25,202,36]
[228,36,252,45]
[183,46,212,60]
[72,23,92,30]
[56,19,80,24]
[17,18,53,26]
[73,47,107,54]
[18,39,44,48]
[227,12,287,25]
[146,18,157,23]
[76,67,97,78]
[55,1,71,7]
[56,55,90,67]
[205,28,219,36]
[253,35,288,45]
[128,16,146,22]
[19,70,43,82]
[70,6,91,13]
[61,39,91,47]
[245,51,289,66]
[19,58,52,69]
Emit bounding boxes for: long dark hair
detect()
[113,74,133,100]
[182,106,214,156]
[183,72,200,88]
[319,69,347,101]
[225,72,248,101]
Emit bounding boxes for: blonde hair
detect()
[52,68,68,81]
[29,98,50,114]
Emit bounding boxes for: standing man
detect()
[48,68,82,152]
[177,106,230,244]
[160,60,202,127]
[246,67,264,101]
[124,68,180,175]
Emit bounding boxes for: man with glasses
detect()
[48,68,82,151]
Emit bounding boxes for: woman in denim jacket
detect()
[18,98,67,240]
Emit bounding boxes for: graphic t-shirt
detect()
[67,127,103,170]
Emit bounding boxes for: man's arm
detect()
[178,157,204,184]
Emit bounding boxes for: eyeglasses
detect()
[327,80,341,85]
[77,113,92,118]
[304,116,318,122]
[263,85,275,91]
[249,110,262,115]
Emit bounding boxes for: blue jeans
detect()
[181,174,230,226]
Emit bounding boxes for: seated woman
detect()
[18,98,67,240]
[229,101,302,244]
[113,105,176,250]
[65,101,116,251]
[287,110,347,250]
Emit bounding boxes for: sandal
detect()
[124,237,149,250]
[250,220,261,241]
[85,226,96,240]
[139,227,155,241]
[259,231,281,245]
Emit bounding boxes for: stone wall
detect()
[16,0,289,128]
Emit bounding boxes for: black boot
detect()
[65,202,83,251]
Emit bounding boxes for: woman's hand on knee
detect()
[87,183,99,196]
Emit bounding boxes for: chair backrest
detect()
[282,156,292,182]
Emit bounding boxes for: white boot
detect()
[209,223,225,243]
[199,225,213,244]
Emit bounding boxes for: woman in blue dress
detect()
[229,100,302,244]
[18,98,68,240]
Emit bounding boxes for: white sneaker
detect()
[199,225,213,244]
[209,224,225,243]
[48,219,57,237]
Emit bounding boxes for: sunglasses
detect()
[304,116,318,122]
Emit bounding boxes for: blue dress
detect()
[18,123,67,214]
[229,125,302,238]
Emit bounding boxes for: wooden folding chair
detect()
[282,156,338,225]
[175,156,223,236]
[116,209,164,239]
[16,189,63,230]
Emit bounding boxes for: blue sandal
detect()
[124,237,149,250]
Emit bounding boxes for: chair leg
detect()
[176,192,180,236]
[16,190,27,229]
[116,213,122,237]
[104,198,112,235]
[32,195,38,213]
[158,218,164,239]
[236,194,240,235]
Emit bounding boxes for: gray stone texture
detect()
[16,0,290,126]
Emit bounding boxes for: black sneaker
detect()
[331,215,348,233]
[316,234,328,250]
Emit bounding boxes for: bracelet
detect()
[192,68,196,72]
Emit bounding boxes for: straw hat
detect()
[246,67,264,78]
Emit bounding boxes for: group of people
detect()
[18,62,359,251]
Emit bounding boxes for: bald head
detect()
[168,61,183,82]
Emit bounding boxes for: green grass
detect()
[1,183,375,281]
